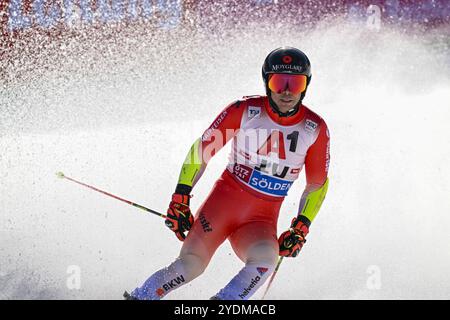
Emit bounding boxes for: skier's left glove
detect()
[165,193,194,242]
[278,216,310,257]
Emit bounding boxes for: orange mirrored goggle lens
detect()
[268,74,307,95]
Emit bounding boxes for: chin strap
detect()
[268,94,302,117]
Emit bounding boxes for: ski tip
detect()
[56,171,65,179]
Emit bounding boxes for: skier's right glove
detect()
[278,216,310,257]
[165,193,194,242]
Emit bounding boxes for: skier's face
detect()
[270,89,302,113]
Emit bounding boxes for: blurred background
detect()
[1,0,449,299]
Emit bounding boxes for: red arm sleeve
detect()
[304,119,330,186]
[175,100,246,194]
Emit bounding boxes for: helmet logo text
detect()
[271,64,303,72]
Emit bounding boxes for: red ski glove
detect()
[165,193,194,241]
[278,216,310,257]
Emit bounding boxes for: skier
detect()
[126,47,330,300]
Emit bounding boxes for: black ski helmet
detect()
[262,47,312,116]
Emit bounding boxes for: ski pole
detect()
[56,171,167,219]
[261,256,284,300]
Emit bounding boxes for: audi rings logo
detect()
[282,55,293,64]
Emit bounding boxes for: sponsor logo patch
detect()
[249,170,293,196]
[232,163,252,183]
[238,276,261,299]
[199,212,212,233]
[257,267,269,276]
[248,106,261,119]
[158,275,185,294]
[305,119,318,133]
[202,110,228,141]
[231,164,294,196]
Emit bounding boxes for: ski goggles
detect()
[268,74,308,95]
